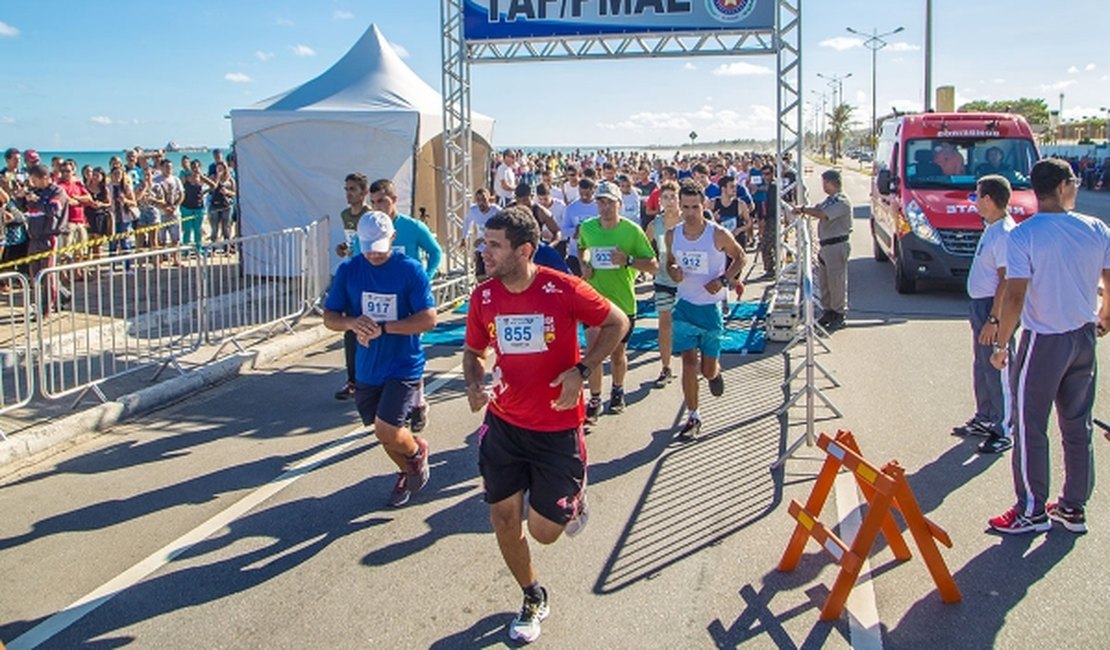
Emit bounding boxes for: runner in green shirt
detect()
[578,180,657,422]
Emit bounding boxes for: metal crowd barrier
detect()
[0,272,34,437]
[35,246,206,404]
[23,216,331,408]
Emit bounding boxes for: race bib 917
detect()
[721,217,738,232]
[361,292,398,321]
[495,314,546,354]
[678,250,709,274]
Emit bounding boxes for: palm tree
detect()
[825,103,856,163]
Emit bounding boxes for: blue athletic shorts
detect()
[354,379,420,428]
[672,299,724,358]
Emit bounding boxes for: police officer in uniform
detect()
[794,169,852,330]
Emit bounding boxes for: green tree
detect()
[826,103,856,163]
[957,98,1050,125]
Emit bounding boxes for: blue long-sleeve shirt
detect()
[349,212,443,278]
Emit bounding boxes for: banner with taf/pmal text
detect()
[463,0,774,42]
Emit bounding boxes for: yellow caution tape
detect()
[0,213,201,271]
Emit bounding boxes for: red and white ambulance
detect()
[870,112,1039,293]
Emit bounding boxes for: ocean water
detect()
[34,149,225,174]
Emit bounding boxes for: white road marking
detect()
[835,472,884,650]
[7,362,464,650]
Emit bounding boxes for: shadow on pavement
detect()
[429,612,518,649]
[707,554,851,649]
[883,532,1077,648]
[0,476,393,646]
[592,353,785,595]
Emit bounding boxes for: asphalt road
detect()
[1,168,1107,649]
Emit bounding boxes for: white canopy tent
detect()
[230,23,495,273]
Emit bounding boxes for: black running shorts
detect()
[478,410,587,525]
[354,379,420,428]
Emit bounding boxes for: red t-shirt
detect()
[465,266,611,432]
[645,186,662,214]
[56,180,87,225]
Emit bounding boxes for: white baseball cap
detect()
[357,211,395,253]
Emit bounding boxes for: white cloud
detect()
[0,20,18,37]
[683,62,697,71]
[1039,79,1076,92]
[1067,65,1079,74]
[711,62,772,76]
[333,9,354,20]
[292,44,316,57]
[891,57,906,64]
[89,116,113,125]
[255,50,274,62]
[389,41,410,59]
[275,16,294,26]
[1085,63,1096,71]
[890,99,923,113]
[993,78,1006,84]
[597,104,776,139]
[819,36,862,51]
[1102,75,1110,82]
[0,116,15,124]
[224,72,252,83]
[888,42,920,52]
[1062,106,1104,121]
[855,89,868,104]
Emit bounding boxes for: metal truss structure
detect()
[441,1,804,282]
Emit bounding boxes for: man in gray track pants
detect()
[987,158,1110,535]
[951,175,1015,453]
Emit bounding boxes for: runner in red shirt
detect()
[463,205,626,644]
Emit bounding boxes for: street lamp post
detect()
[811,89,828,156]
[1101,106,1109,144]
[817,72,852,108]
[847,25,904,148]
[924,0,933,110]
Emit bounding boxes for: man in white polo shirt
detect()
[951,175,1015,454]
[987,158,1110,535]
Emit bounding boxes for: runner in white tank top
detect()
[664,181,746,440]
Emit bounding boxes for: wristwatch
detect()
[718,274,731,286]
[574,362,592,379]
[624,257,635,268]
[992,343,1006,353]
[987,315,1000,325]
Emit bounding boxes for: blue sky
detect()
[0,0,1105,150]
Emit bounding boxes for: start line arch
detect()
[438,0,804,276]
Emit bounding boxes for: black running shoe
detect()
[334,381,355,400]
[978,434,1013,454]
[677,417,701,441]
[708,374,725,397]
[1047,502,1087,534]
[607,388,625,414]
[952,417,992,437]
[585,397,601,424]
[653,367,674,389]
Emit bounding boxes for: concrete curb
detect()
[0,324,334,470]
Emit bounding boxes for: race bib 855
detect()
[495,314,546,354]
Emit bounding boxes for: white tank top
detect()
[673,220,727,305]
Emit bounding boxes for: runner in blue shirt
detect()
[323,211,437,507]
[369,178,444,433]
